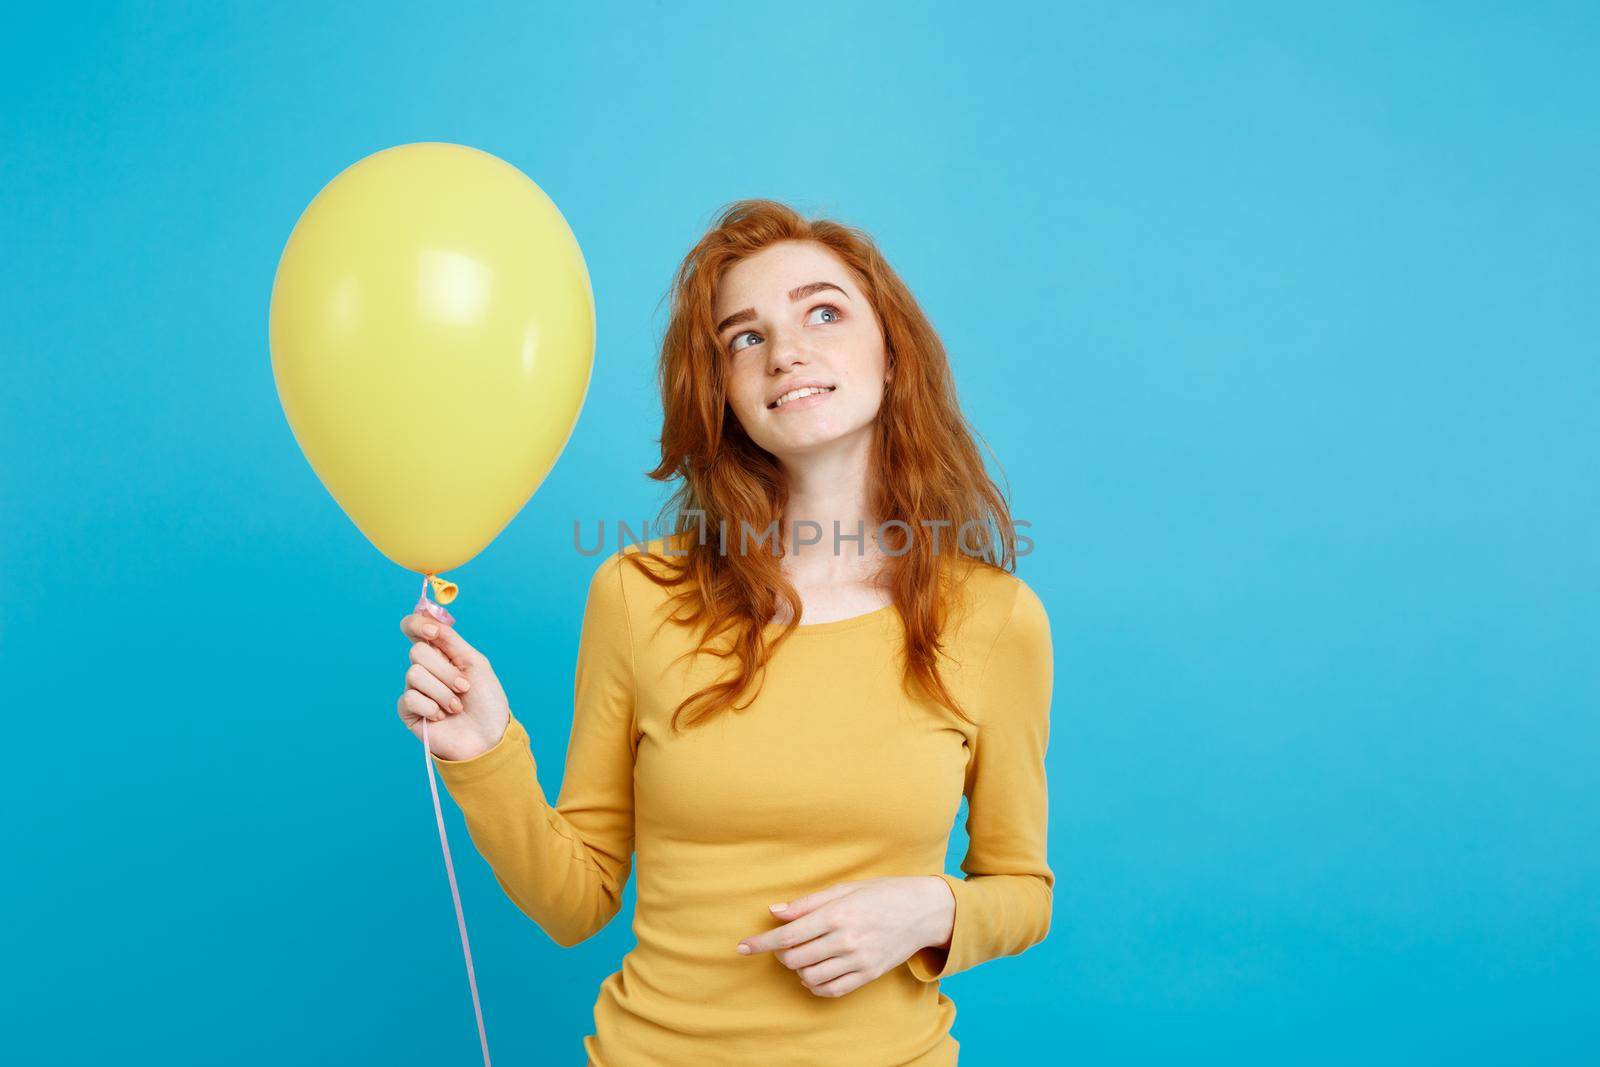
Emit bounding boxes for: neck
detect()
[775,430,885,582]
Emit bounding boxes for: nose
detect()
[766,324,808,374]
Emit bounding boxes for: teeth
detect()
[772,386,833,408]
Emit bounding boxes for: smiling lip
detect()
[768,384,836,410]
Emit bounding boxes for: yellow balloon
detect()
[269,142,594,578]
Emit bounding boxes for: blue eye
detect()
[728,305,842,354]
[806,304,842,325]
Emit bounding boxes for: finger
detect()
[406,663,463,714]
[770,881,858,920]
[398,688,448,723]
[410,640,472,696]
[797,953,856,990]
[807,970,864,998]
[400,612,439,641]
[738,911,832,956]
[418,618,483,669]
[776,929,848,971]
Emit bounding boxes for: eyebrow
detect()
[715,281,849,337]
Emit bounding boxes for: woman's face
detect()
[713,239,889,461]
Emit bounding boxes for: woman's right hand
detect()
[397,612,512,762]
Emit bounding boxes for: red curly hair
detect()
[624,198,1021,732]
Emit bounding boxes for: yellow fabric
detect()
[431,539,1055,1066]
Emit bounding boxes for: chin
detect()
[757,420,876,458]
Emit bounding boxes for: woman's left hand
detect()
[736,876,955,997]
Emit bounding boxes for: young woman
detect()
[397,200,1054,1066]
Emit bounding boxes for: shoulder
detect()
[952,566,1053,727]
[948,560,1049,637]
[587,535,689,617]
[581,546,633,617]
[951,563,1052,675]
[996,571,1050,646]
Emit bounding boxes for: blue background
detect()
[3,2,1596,1063]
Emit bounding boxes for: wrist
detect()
[433,713,510,763]
[922,874,955,950]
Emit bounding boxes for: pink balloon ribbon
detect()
[416,575,490,1065]
[415,574,457,627]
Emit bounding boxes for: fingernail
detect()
[424,625,439,638]
[736,944,751,955]
[451,698,463,712]
[769,902,787,912]
[455,678,471,692]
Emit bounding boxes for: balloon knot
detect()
[417,572,458,625]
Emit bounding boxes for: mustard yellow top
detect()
[431,538,1055,1066]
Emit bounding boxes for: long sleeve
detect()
[430,551,638,948]
[908,579,1055,981]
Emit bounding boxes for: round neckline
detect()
[764,601,898,636]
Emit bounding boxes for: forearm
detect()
[433,715,631,947]
[908,871,1052,981]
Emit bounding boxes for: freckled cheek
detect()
[727,375,765,419]
[834,334,884,376]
